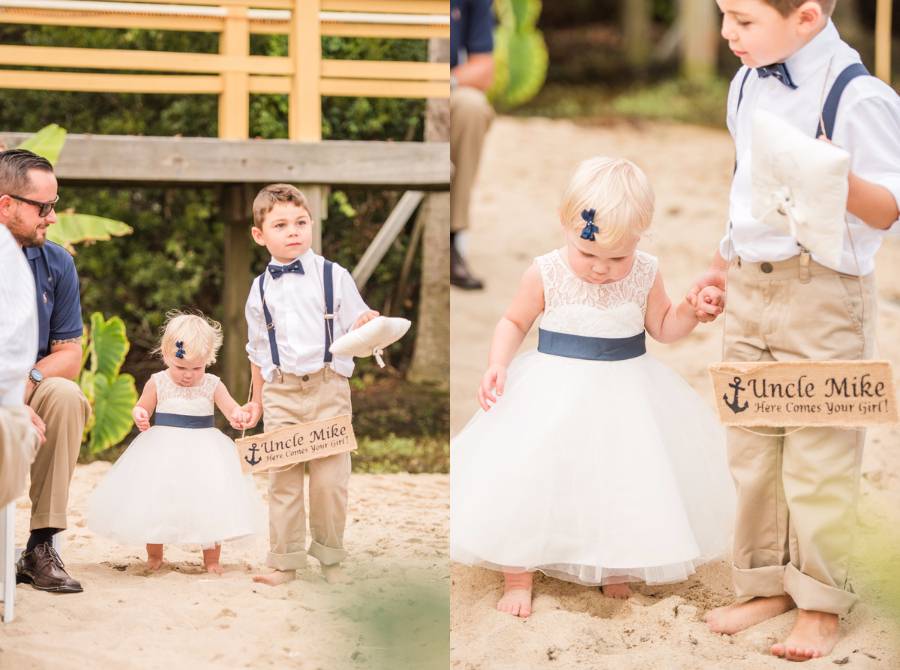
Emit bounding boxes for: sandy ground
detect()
[1,468,449,670]
[450,116,900,669]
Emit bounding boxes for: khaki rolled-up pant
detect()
[262,367,352,570]
[0,406,40,509]
[26,377,91,530]
[450,86,494,234]
[724,254,876,615]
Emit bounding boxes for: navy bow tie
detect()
[756,62,797,89]
[267,259,304,279]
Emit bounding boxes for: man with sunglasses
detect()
[0,148,90,594]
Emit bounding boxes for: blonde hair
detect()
[252,183,310,228]
[559,157,655,247]
[156,311,223,366]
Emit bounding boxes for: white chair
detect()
[1,502,15,623]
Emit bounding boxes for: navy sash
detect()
[154,413,215,429]
[257,259,334,372]
[537,329,646,361]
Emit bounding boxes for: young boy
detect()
[243,184,378,585]
[690,0,900,662]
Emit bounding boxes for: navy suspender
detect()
[323,259,334,363]
[815,62,869,139]
[257,259,335,373]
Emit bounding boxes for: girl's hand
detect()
[132,406,151,432]
[352,310,380,329]
[229,406,250,430]
[241,402,262,429]
[687,269,727,323]
[696,285,725,319]
[477,365,507,411]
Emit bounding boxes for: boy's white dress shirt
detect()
[245,248,370,382]
[0,225,38,406]
[721,20,900,275]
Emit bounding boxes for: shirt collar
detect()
[783,20,840,86]
[269,247,316,268]
[24,245,42,260]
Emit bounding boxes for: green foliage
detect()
[17,123,67,164]
[489,0,549,109]
[612,78,730,126]
[352,436,448,474]
[80,313,138,456]
[49,212,134,254]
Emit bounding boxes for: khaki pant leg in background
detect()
[262,368,352,570]
[724,260,791,600]
[450,86,494,234]
[0,406,39,508]
[27,378,90,530]
[767,266,876,615]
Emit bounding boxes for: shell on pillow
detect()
[751,108,850,268]
[329,316,412,367]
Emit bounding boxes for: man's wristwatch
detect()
[29,368,44,387]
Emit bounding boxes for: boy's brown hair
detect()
[763,0,835,17]
[252,183,310,228]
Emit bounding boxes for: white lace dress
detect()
[451,249,735,586]
[88,371,265,548]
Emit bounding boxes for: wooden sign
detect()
[709,361,897,427]
[235,414,357,474]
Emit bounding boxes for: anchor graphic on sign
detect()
[244,443,262,466]
[724,376,749,414]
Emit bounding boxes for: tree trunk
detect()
[622,0,652,75]
[408,37,450,385]
[680,0,718,80]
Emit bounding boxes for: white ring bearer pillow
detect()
[329,316,411,368]
[751,108,850,268]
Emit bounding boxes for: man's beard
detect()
[8,213,46,247]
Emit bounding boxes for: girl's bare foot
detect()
[705,595,795,634]
[146,543,164,571]
[770,610,840,661]
[252,569,296,586]
[322,564,349,584]
[202,545,224,575]
[601,582,632,599]
[497,572,533,618]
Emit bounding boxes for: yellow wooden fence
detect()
[0,0,450,140]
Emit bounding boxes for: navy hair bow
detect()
[579,209,599,241]
[756,62,797,89]
[175,340,186,359]
[267,259,304,279]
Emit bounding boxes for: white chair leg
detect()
[1,502,15,623]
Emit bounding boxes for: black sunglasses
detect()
[6,193,59,218]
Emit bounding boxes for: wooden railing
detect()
[0,0,450,140]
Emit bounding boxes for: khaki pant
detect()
[26,378,91,530]
[724,255,875,615]
[0,406,40,508]
[262,367,352,570]
[450,86,494,234]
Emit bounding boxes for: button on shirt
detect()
[722,20,900,275]
[245,249,371,382]
[0,226,37,406]
[450,0,494,70]
[24,240,84,361]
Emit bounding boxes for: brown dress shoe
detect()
[16,542,83,593]
[451,245,484,290]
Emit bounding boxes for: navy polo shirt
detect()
[24,241,83,362]
[450,0,494,70]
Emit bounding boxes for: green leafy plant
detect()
[489,0,549,109]
[79,313,138,456]
[16,124,133,253]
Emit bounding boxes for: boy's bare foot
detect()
[601,583,632,599]
[322,564,349,585]
[202,545,224,575]
[146,543,164,571]
[252,569,296,586]
[497,572,533,618]
[770,610,840,661]
[705,595,795,635]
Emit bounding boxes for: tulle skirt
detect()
[451,350,735,585]
[88,426,265,548]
